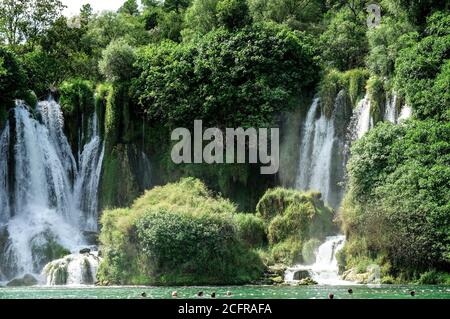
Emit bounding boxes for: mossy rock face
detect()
[256,188,337,266]
[293,270,311,280]
[6,274,38,287]
[297,277,317,286]
[100,144,141,209]
[30,231,71,273]
[0,226,16,279]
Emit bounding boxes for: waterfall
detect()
[348,95,373,141]
[294,94,349,208]
[384,94,398,123]
[73,112,105,232]
[0,99,104,282]
[43,251,101,286]
[284,235,349,285]
[398,105,412,122]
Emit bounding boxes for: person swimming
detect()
[328,293,334,299]
[197,291,204,298]
[211,292,216,298]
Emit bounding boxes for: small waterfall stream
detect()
[285,235,349,285]
[0,99,104,284]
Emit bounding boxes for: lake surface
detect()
[0,285,449,299]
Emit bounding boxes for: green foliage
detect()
[319,8,368,71]
[0,0,65,47]
[248,0,324,31]
[85,11,151,48]
[256,188,337,265]
[183,0,219,36]
[0,46,27,109]
[99,39,136,82]
[216,0,252,30]
[367,76,386,124]
[366,15,415,78]
[134,23,319,129]
[118,0,140,16]
[319,68,369,114]
[342,120,450,274]
[417,270,450,285]
[394,11,450,121]
[59,79,94,115]
[234,213,266,247]
[97,178,264,285]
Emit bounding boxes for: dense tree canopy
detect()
[134,23,319,129]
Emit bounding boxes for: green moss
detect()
[59,79,95,151]
[367,75,386,124]
[94,83,112,139]
[59,79,94,116]
[319,68,370,115]
[256,188,337,265]
[100,144,140,209]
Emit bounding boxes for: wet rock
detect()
[79,248,91,254]
[293,270,311,280]
[297,278,318,286]
[268,264,287,277]
[82,231,98,246]
[342,268,369,284]
[7,274,38,287]
[270,276,284,285]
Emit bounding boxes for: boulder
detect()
[293,270,311,280]
[268,264,287,277]
[79,248,91,254]
[342,268,370,284]
[7,274,38,287]
[270,276,284,285]
[297,277,318,286]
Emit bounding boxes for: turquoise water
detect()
[0,285,449,299]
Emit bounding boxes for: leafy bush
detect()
[97,178,264,285]
[0,47,27,110]
[394,11,450,121]
[99,39,136,82]
[216,0,252,30]
[342,120,450,275]
[234,213,266,247]
[319,8,368,71]
[59,79,94,115]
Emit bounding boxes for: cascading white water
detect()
[398,105,412,122]
[285,235,350,285]
[384,94,398,123]
[0,99,105,283]
[44,251,102,286]
[73,112,105,232]
[295,98,341,207]
[350,95,373,140]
